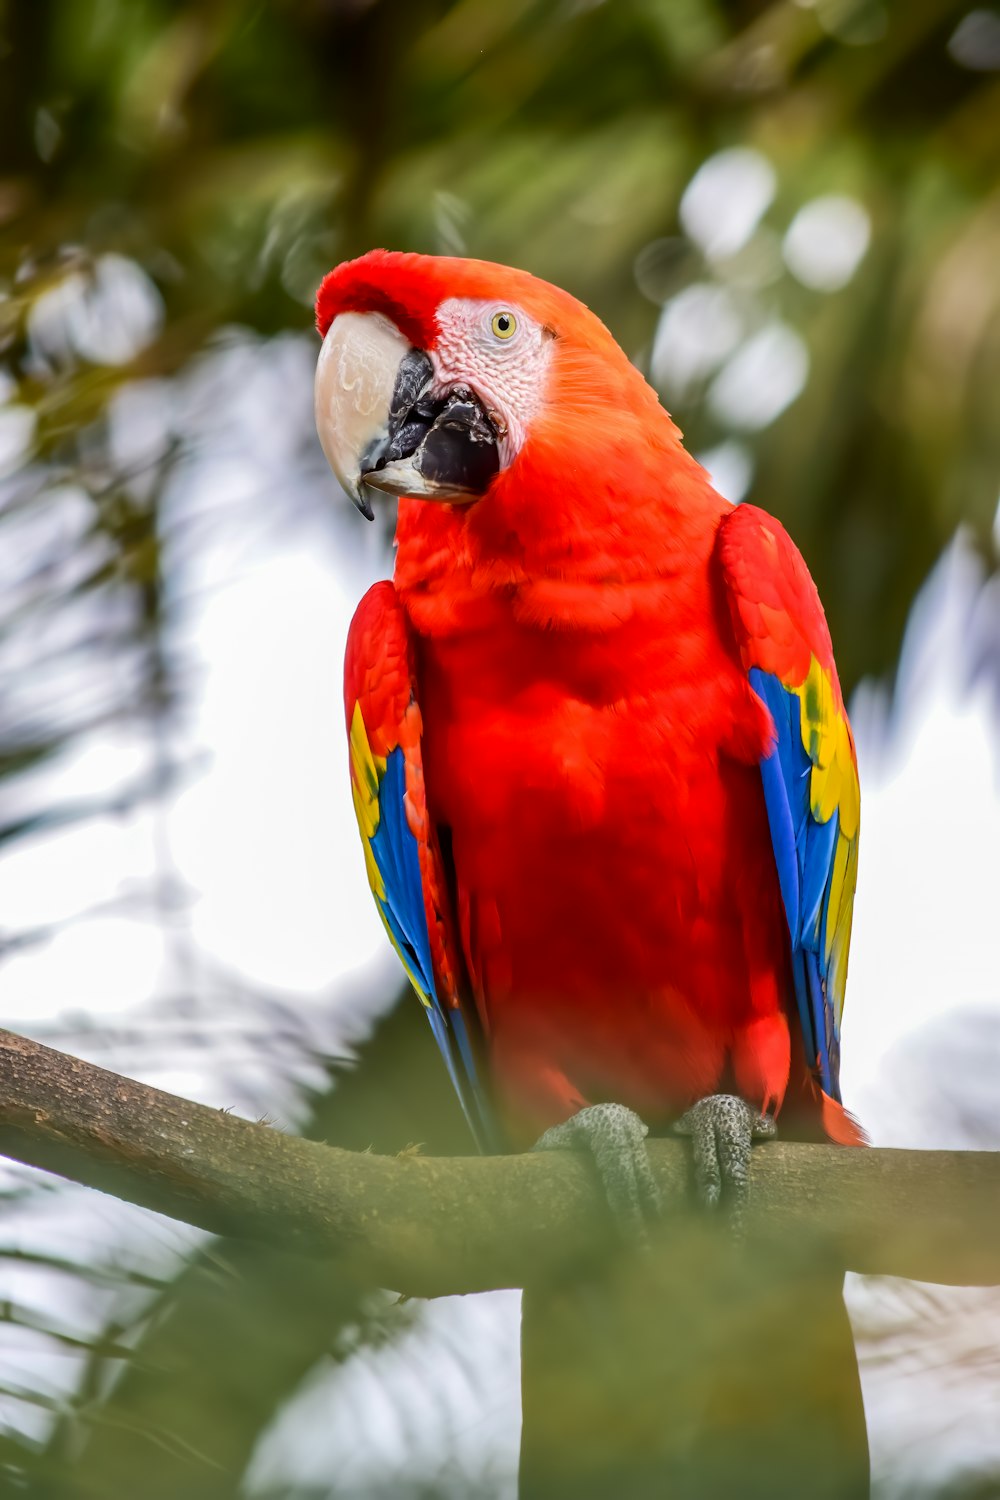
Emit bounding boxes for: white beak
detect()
[314,311,413,519]
[314,310,500,520]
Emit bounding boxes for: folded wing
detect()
[717,505,860,1127]
[344,581,495,1149]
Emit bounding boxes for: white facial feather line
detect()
[432,298,552,464]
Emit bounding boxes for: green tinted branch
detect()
[0,1027,996,1295]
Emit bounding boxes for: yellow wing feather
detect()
[348,701,434,1007]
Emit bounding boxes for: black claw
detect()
[533,1102,661,1243]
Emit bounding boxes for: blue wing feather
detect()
[750,666,845,1102]
[366,745,497,1150]
[758,738,802,940]
[370,749,434,993]
[801,811,839,940]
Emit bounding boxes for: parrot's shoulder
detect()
[714,502,837,689]
[344,580,417,759]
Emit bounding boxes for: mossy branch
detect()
[0,1027,997,1296]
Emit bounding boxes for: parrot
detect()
[313,249,867,1494]
[314,248,861,1176]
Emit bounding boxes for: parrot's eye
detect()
[490,310,517,341]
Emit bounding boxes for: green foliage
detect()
[1,0,997,689]
[0,1,998,1495]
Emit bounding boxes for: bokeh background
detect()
[0,1,999,1495]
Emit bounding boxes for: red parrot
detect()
[314,250,867,1496]
[315,250,860,1174]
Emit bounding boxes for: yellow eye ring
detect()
[490,310,517,340]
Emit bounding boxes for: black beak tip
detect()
[354,487,375,522]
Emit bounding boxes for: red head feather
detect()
[316,250,446,349]
[315,249,622,359]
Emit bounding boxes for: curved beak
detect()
[314,311,499,521]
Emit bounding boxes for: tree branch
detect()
[0,1026,997,1296]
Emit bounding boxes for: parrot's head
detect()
[313,249,669,524]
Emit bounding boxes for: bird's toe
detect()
[674,1093,776,1220]
[533,1101,661,1241]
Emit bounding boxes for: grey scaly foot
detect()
[533,1102,661,1241]
[673,1093,776,1221]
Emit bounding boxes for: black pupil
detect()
[497,314,509,332]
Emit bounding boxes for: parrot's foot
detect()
[673,1093,776,1219]
[533,1102,661,1241]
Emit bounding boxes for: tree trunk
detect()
[520,1224,868,1498]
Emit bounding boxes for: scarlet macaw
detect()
[314,249,862,1220]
